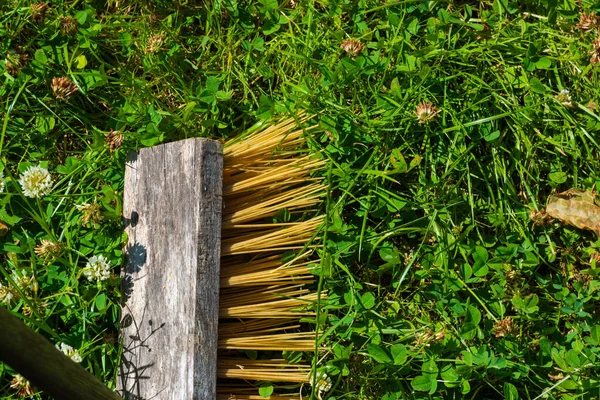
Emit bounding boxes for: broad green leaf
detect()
[504,382,519,400]
[206,76,219,94]
[377,188,407,212]
[96,293,107,311]
[460,323,477,340]
[535,57,552,69]
[35,116,55,134]
[390,149,407,173]
[529,77,546,94]
[591,325,600,344]
[461,263,472,280]
[512,294,539,314]
[75,10,87,24]
[367,343,392,364]
[466,306,481,325]
[461,378,471,394]
[441,364,459,387]
[471,347,490,366]
[76,55,87,69]
[473,263,489,277]
[411,375,432,392]
[119,32,132,47]
[422,359,439,374]
[549,171,567,184]
[379,247,400,264]
[390,77,402,97]
[539,337,552,355]
[566,349,581,368]
[488,357,507,369]
[484,130,501,142]
[361,292,375,309]
[472,246,488,266]
[409,155,422,170]
[60,295,73,307]
[34,49,47,64]
[258,384,273,398]
[390,344,407,365]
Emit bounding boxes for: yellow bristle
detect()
[217,359,311,382]
[218,114,325,397]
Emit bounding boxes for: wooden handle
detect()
[0,306,122,400]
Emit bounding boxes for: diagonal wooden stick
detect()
[0,306,122,400]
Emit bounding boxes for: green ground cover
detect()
[3,0,600,398]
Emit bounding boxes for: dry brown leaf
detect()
[0,221,8,237]
[546,189,600,236]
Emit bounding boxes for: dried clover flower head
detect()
[529,209,552,226]
[105,130,124,151]
[414,327,446,346]
[555,89,573,107]
[591,36,600,65]
[56,342,83,363]
[493,316,518,338]
[573,270,593,289]
[13,269,38,294]
[414,101,441,124]
[0,282,15,305]
[548,370,565,381]
[103,332,118,345]
[35,239,62,260]
[145,33,165,54]
[31,3,49,24]
[434,329,445,342]
[313,371,332,400]
[58,15,78,35]
[576,11,599,32]
[22,301,47,317]
[341,38,364,58]
[5,50,27,75]
[414,328,435,347]
[19,165,53,198]
[507,269,519,281]
[76,200,103,226]
[10,374,34,397]
[83,255,111,282]
[51,77,78,100]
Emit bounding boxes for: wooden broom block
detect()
[119,138,223,400]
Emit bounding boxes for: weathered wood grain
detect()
[0,306,122,400]
[120,138,223,400]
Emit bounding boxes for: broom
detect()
[0,115,326,400]
[216,114,327,399]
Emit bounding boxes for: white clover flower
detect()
[555,89,573,107]
[83,255,111,282]
[313,371,332,400]
[0,171,5,194]
[56,342,83,363]
[18,165,53,198]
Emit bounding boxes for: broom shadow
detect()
[119,302,167,400]
[119,236,167,400]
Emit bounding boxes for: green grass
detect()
[3,0,600,399]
